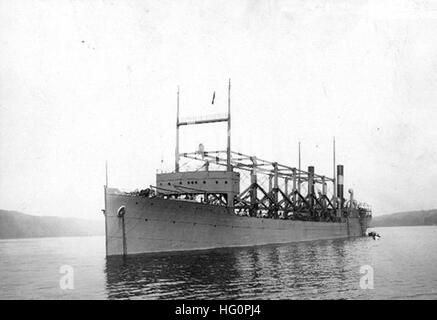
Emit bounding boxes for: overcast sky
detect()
[1,0,437,219]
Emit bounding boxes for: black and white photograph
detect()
[0,0,436,305]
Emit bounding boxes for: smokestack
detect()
[308,166,314,207]
[337,165,344,208]
[322,176,327,208]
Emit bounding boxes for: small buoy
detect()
[368,231,380,240]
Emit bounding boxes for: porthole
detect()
[216,181,218,184]
[225,181,228,184]
[203,181,206,184]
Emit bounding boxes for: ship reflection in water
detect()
[105,237,373,300]
[1,226,435,299]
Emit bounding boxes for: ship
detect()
[103,80,372,256]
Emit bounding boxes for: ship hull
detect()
[105,190,370,256]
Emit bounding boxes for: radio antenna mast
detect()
[333,136,336,204]
[227,78,232,171]
[105,160,108,187]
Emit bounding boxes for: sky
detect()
[1,0,437,219]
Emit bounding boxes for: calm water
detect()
[0,226,436,299]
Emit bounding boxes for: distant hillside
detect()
[371,209,437,227]
[0,210,104,239]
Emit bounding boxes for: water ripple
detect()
[1,227,436,299]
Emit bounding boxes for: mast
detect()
[105,160,108,187]
[227,78,232,171]
[333,136,336,207]
[175,86,180,172]
[103,160,108,256]
[176,80,230,173]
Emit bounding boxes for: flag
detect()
[211,91,215,105]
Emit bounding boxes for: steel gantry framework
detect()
[170,79,349,222]
[179,150,340,221]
